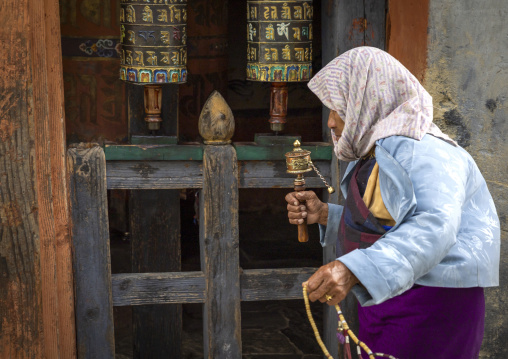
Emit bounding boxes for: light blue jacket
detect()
[320,135,500,306]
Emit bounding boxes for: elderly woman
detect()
[286,47,500,358]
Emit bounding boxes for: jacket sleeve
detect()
[339,138,468,306]
[318,203,343,248]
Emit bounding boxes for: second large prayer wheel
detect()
[246,0,313,132]
[246,0,313,83]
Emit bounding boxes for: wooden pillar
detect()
[321,1,387,357]
[68,144,115,359]
[0,0,76,357]
[199,92,241,358]
[130,190,182,358]
[322,153,340,359]
[127,66,183,357]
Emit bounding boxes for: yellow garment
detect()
[362,162,396,226]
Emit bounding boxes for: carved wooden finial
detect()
[198,91,235,145]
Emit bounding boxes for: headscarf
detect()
[308,47,456,162]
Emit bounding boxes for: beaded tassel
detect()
[344,334,352,359]
[303,285,399,359]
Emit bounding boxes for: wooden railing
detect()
[68,136,338,358]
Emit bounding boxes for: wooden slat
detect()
[106,160,330,190]
[239,160,331,189]
[131,190,182,358]
[200,145,242,358]
[106,161,203,189]
[111,268,319,306]
[240,268,317,301]
[112,272,206,306]
[68,144,115,359]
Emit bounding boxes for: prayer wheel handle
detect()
[294,174,309,242]
[285,141,334,243]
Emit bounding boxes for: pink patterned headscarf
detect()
[308,47,456,162]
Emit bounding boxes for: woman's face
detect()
[328,110,345,138]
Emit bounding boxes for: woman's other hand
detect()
[285,191,328,226]
[303,261,359,306]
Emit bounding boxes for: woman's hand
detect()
[303,261,359,306]
[285,191,328,226]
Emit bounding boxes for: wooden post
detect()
[68,144,115,359]
[322,153,340,359]
[127,67,183,356]
[130,190,182,358]
[199,92,242,358]
[1,0,76,357]
[322,1,386,357]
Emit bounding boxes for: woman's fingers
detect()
[285,192,300,206]
[304,261,359,305]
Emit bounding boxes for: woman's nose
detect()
[327,113,336,129]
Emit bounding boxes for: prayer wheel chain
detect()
[303,286,398,359]
[309,161,335,194]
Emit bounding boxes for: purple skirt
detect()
[359,286,485,359]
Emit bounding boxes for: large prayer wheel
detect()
[246,0,314,132]
[120,0,188,131]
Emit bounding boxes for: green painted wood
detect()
[104,144,204,161]
[104,143,333,161]
[130,136,178,145]
[235,142,333,161]
[254,133,301,146]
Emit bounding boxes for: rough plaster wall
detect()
[425,1,508,357]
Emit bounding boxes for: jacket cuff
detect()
[318,203,343,248]
[338,249,392,306]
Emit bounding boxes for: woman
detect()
[286,47,500,358]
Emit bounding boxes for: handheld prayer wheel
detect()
[120,0,188,132]
[285,140,334,242]
[246,0,313,133]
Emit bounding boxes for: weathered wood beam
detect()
[106,160,331,190]
[111,268,319,306]
[68,144,115,359]
[106,161,203,189]
[0,0,75,357]
[112,272,206,306]
[200,144,242,358]
[240,268,317,301]
[130,189,182,358]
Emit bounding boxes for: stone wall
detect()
[425,1,508,356]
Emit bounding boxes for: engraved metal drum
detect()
[120,0,187,84]
[285,140,312,174]
[246,0,313,82]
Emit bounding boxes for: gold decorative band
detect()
[120,66,187,83]
[247,62,311,82]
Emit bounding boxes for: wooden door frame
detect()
[0,0,76,357]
